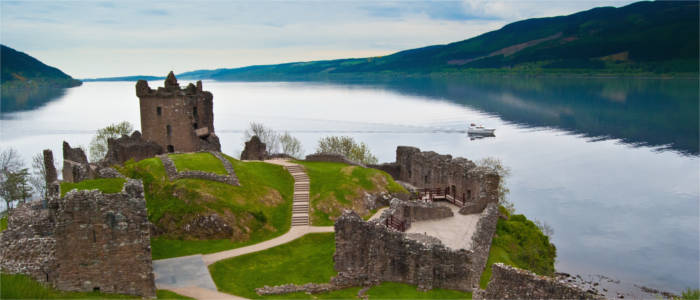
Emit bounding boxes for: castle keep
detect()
[136,72,221,153]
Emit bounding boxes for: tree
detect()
[279,131,303,158]
[476,157,514,215]
[0,148,25,212]
[29,152,47,199]
[243,122,280,154]
[316,136,378,165]
[89,121,134,162]
[0,168,31,211]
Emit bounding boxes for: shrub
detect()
[315,136,378,165]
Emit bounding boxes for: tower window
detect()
[166,125,172,136]
[193,106,198,121]
[167,145,174,153]
[157,106,162,116]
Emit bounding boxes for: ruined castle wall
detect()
[0,202,57,283]
[389,199,453,227]
[467,202,500,288]
[52,179,156,297]
[62,141,92,183]
[103,131,163,166]
[482,263,603,300]
[139,94,202,153]
[0,180,156,298]
[393,146,499,211]
[136,74,219,154]
[333,211,480,291]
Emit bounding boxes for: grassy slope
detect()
[1,273,192,299]
[60,178,126,197]
[118,154,294,259]
[479,206,557,288]
[294,161,406,226]
[209,233,472,299]
[170,152,228,175]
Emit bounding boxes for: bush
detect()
[315,136,378,165]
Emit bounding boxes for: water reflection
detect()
[333,76,699,155]
[1,86,70,114]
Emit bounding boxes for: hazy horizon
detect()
[1,0,637,78]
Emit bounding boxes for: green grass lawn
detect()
[294,161,406,225]
[1,273,192,299]
[209,233,472,299]
[118,154,294,260]
[479,207,557,288]
[60,178,126,197]
[169,152,228,175]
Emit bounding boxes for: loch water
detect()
[1,77,698,295]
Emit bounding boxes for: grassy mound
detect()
[118,154,294,259]
[169,152,228,175]
[294,161,406,225]
[60,178,126,197]
[1,273,192,299]
[479,207,557,288]
[209,233,472,299]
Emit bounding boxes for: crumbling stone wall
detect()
[0,180,156,298]
[62,141,93,183]
[481,263,603,299]
[374,146,499,213]
[52,179,155,297]
[333,210,483,291]
[158,152,240,186]
[389,198,454,224]
[136,72,221,153]
[467,203,500,287]
[0,202,57,283]
[241,136,267,160]
[103,131,163,166]
[43,149,59,197]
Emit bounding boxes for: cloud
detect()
[0,0,638,78]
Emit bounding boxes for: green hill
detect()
[1,44,82,112]
[176,1,697,80]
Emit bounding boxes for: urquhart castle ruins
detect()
[0,73,599,299]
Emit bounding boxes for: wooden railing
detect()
[415,188,466,207]
[385,214,407,232]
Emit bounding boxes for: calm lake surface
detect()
[1,77,698,294]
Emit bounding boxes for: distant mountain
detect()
[177,0,698,81]
[1,45,82,112]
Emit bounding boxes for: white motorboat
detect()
[467,123,496,135]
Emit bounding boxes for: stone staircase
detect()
[286,164,310,226]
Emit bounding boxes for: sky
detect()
[1,0,638,78]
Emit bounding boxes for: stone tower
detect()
[135,72,221,153]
